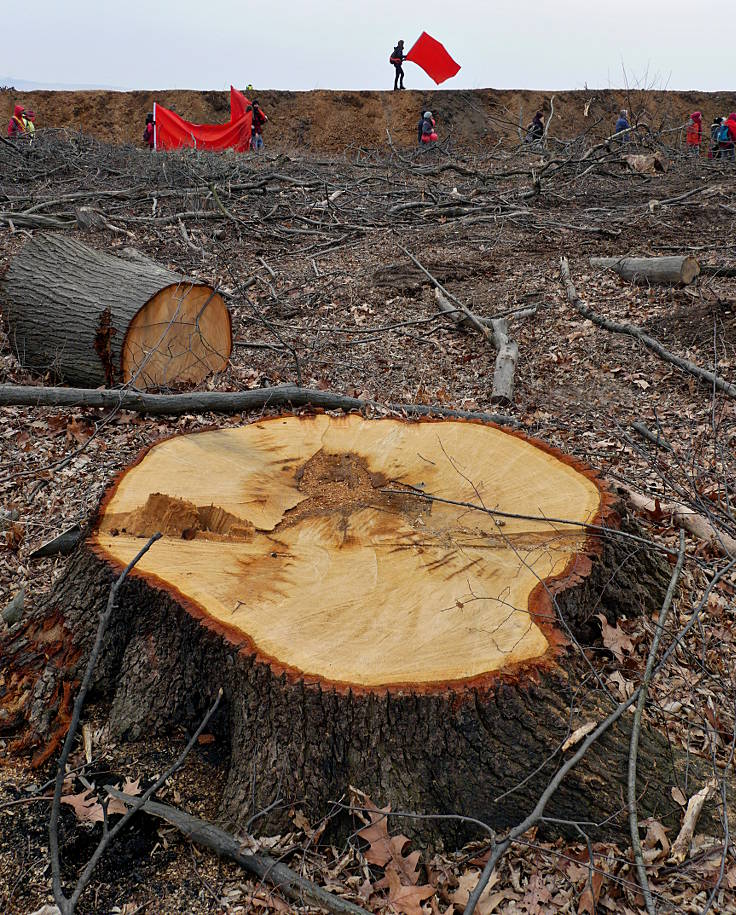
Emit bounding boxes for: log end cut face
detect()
[93,415,605,689]
[122,284,231,388]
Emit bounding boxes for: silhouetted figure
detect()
[390,40,405,91]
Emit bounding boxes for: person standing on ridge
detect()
[390,40,406,91]
[685,111,702,156]
[525,111,544,143]
[710,116,723,159]
[721,112,736,160]
[143,112,155,150]
[615,109,630,135]
[420,111,438,145]
[249,100,268,151]
[7,104,28,138]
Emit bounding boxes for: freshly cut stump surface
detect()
[10,413,705,846]
[95,414,601,687]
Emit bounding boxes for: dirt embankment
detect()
[2,86,736,152]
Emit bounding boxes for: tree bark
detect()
[2,532,701,849]
[3,415,716,849]
[589,256,700,285]
[0,234,231,389]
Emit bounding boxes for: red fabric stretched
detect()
[405,32,460,85]
[154,86,252,151]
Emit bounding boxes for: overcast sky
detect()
[4,0,735,92]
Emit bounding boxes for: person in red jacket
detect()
[7,104,27,138]
[249,100,267,151]
[723,112,736,160]
[143,112,155,149]
[685,111,702,156]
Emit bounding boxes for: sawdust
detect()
[107,492,254,541]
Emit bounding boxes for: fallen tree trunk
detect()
[560,258,736,398]
[105,788,370,915]
[0,382,517,425]
[589,255,700,285]
[5,412,711,848]
[0,234,231,389]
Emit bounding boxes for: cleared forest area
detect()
[1,108,735,915]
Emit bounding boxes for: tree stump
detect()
[0,234,231,388]
[4,414,707,846]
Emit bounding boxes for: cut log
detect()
[589,255,700,285]
[0,234,231,389]
[5,414,712,847]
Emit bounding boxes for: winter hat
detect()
[691,111,702,121]
[423,111,432,119]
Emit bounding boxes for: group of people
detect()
[141,96,268,151]
[6,104,36,138]
[689,112,736,158]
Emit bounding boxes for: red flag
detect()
[405,32,461,85]
[154,86,252,152]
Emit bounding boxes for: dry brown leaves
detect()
[61,776,141,825]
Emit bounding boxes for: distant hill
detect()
[2,86,736,151]
[0,76,128,92]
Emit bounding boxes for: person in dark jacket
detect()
[525,111,544,142]
[250,100,268,151]
[710,116,723,159]
[143,112,154,150]
[420,111,438,144]
[390,40,405,91]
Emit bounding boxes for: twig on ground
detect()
[105,789,371,915]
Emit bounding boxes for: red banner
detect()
[405,32,461,85]
[154,86,252,152]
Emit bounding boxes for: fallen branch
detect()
[0,382,516,426]
[105,789,371,915]
[433,288,518,403]
[618,483,736,557]
[560,258,736,398]
[628,530,685,915]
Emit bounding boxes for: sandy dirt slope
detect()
[3,86,736,151]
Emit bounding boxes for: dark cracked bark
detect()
[3,512,722,849]
[0,234,229,387]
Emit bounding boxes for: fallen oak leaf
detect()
[356,802,393,867]
[61,788,105,824]
[596,613,634,662]
[385,867,435,915]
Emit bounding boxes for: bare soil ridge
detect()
[3,86,736,151]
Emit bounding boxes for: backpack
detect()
[718,123,731,143]
[422,118,433,136]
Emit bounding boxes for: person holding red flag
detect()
[390,40,406,90]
